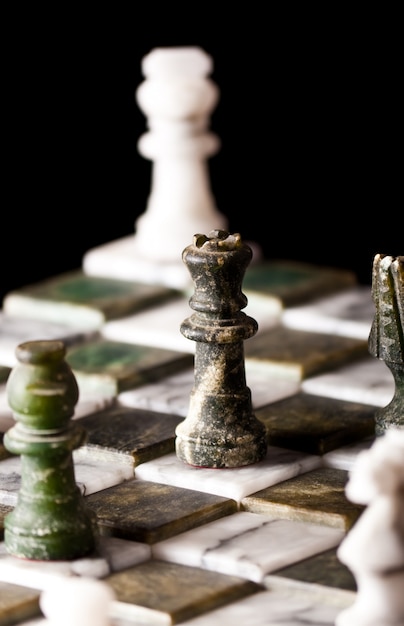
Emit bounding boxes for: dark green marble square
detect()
[243,260,356,307]
[85,478,237,543]
[66,338,193,396]
[241,467,364,530]
[245,325,368,380]
[76,403,183,466]
[0,581,41,624]
[256,392,376,454]
[0,366,10,383]
[106,559,262,624]
[0,503,13,541]
[3,270,180,329]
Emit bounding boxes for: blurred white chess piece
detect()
[40,577,115,626]
[335,428,404,626]
[83,46,227,289]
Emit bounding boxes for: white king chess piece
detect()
[335,428,404,626]
[83,46,228,289]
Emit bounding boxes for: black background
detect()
[2,10,402,305]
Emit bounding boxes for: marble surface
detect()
[302,355,394,406]
[282,285,373,339]
[134,448,322,503]
[322,437,376,471]
[119,363,301,417]
[152,511,345,583]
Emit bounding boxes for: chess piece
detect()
[3,340,96,560]
[40,577,115,625]
[368,254,404,435]
[335,428,404,626]
[83,47,228,289]
[175,230,267,468]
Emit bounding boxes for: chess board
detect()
[0,251,397,626]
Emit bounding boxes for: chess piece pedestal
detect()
[175,230,267,468]
[83,47,228,289]
[4,340,96,560]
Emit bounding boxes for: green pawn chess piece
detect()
[368,254,404,435]
[4,340,96,560]
[175,230,267,468]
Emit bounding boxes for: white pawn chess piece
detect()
[335,428,404,626]
[83,46,228,289]
[39,577,115,626]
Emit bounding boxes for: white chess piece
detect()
[40,577,115,626]
[335,428,404,626]
[83,46,227,289]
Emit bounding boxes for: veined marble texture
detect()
[119,363,300,417]
[152,511,345,583]
[301,355,394,406]
[282,285,373,340]
[322,437,375,471]
[134,448,321,503]
[0,452,133,506]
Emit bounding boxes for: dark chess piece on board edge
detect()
[368,254,404,435]
[175,230,267,468]
[3,340,97,560]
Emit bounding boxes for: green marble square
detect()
[0,366,10,383]
[241,467,364,530]
[66,338,193,396]
[106,559,262,624]
[245,326,368,380]
[76,403,183,467]
[256,392,376,454]
[2,270,180,330]
[243,260,357,307]
[85,478,237,543]
[268,547,357,592]
[1,503,13,541]
[0,581,41,624]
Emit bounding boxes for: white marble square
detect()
[0,452,133,506]
[119,363,300,417]
[301,356,394,406]
[152,511,345,583]
[282,285,374,340]
[322,436,375,471]
[179,586,355,625]
[134,448,321,503]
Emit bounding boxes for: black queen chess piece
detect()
[175,230,267,468]
[368,254,404,435]
[3,340,96,560]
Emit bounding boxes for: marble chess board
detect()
[0,259,395,625]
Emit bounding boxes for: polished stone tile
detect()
[2,270,179,330]
[241,467,364,530]
[152,511,345,583]
[0,580,41,624]
[243,260,357,308]
[65,337,193,396]
[0,503,12,540]
[245,325,368,381]
[302,355,395,406]
[282,285,373,339]
[85,478,237,544]
[322,436,375,471]
[0,366,10,383]
[256,392,376,454]
[134,448,322,504]
[119,363,300,417]
[75,403,184,467]
[106,559,262,625]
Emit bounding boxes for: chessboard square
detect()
[75,403,183,467]
[85,478,237,544]
[0,581,41,624]
[256,392,376,455]
[106,559,262,625]
[2,270,179,329]
[268,547,357,592]
[1,503,13,540]
[240,467,364,531]
[0,367,10,384]
[152,511,345,583]
[66,338,193,396]
[243,260,356,307]
[134,449,322,503]
[245,325,368,380]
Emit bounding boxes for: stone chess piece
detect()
[368,254,404,435]
[336,428,404,626]
[175,230,267,468]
